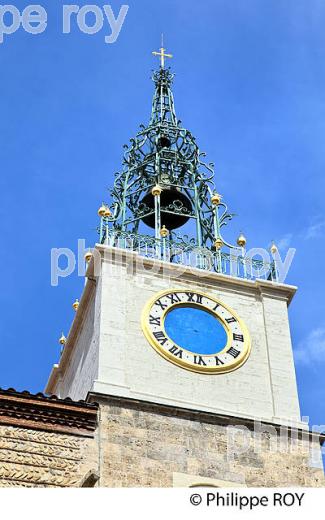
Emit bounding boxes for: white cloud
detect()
[304,218,325,240]
[294,328,325,365]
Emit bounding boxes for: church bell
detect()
[140,186,193,230]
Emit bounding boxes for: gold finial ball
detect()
[151,184,162,197]
[104,206,112,218]
[59,333,66,346]
[73,299,79,311]
[214,238,223,250]
[160,225,169,238]
[98,205,106,217]
[84,250,92,263]
[211,193,222,205]
[270,243,278,255]
[237,233,247,248]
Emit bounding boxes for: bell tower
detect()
[99,45,243,259]
[46,47,324,487]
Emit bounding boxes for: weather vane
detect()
[152,34,173,69]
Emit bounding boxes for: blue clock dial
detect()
[164,306,227,355]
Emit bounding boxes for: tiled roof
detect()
[0,387,98,407]
[0,387,98,436]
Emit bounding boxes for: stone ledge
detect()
[87,391,325,446]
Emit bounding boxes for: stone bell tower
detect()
[46,46,324,487]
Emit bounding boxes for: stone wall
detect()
[96,398,325,488]
[54,278,101,401]
[0,425,97,487]
[0,390,323,487]
[0,388,99,487]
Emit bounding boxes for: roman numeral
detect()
[186,292,203,304]
[215,356,225,366]
[169,346,183,358]
[212,303,220,311]
[153,331,168,345]
[155,299,167,310]
[149,315,161,326]
[233,334,244,342]
[166,293,182,304]
[193,355,207,366]
[225,317,236,324]
[227,347,240,358]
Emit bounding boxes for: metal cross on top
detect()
[152,38,173,69]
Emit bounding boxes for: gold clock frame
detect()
[141,288,251,374]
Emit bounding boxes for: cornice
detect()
[92,244,297,304]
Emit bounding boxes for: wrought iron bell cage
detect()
[97,48,278,282]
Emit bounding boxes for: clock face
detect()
[141,289,251,374]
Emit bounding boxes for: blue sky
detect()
[0,0,324,432]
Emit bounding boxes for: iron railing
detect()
[100,229,278,282]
